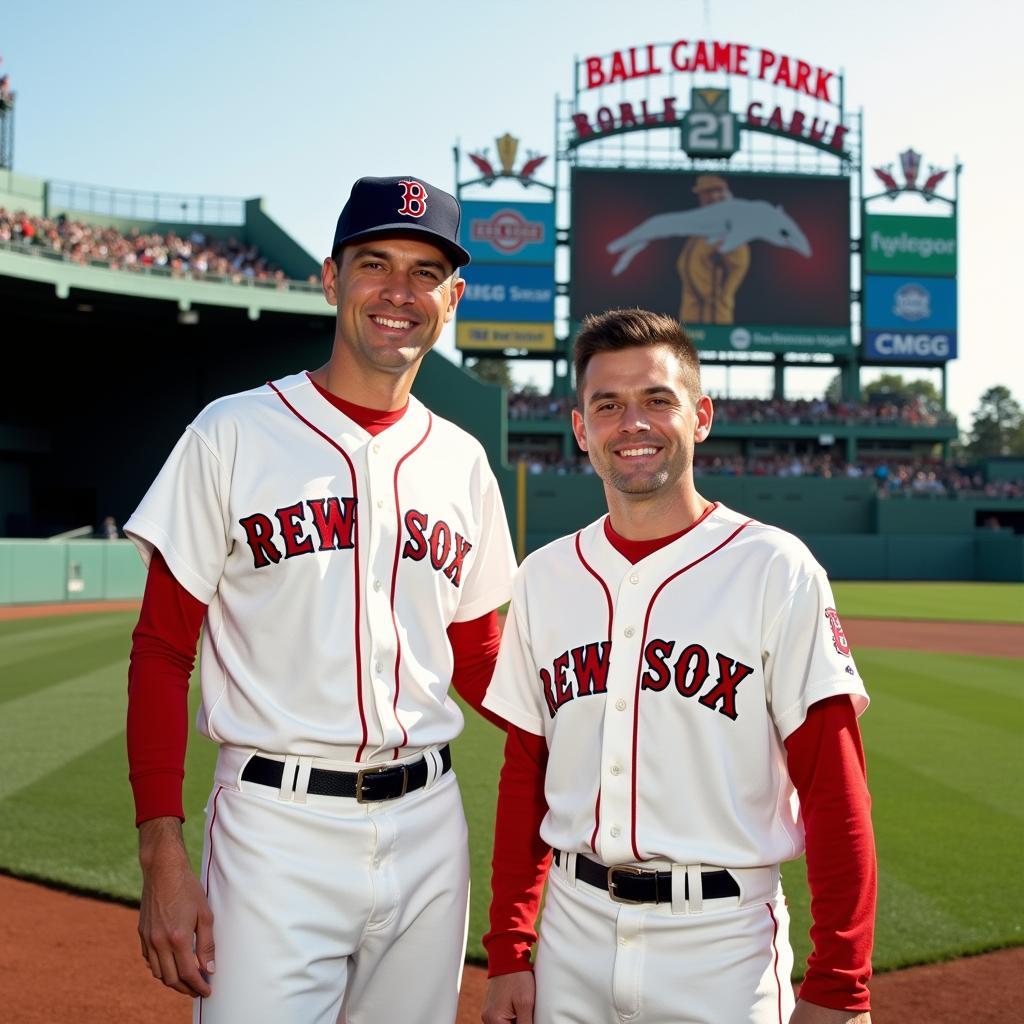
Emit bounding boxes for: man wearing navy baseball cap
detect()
[317,175,472,399]
[128,171,515,1024]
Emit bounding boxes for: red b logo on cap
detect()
[398,180,428,219]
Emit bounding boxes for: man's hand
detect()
[137,817,215,998]
[790,999,871,1024]
[481,970,536,1024]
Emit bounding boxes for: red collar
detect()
[307,373,408,437]
[603,503,717,564]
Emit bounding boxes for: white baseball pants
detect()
[194,746,469,1024]
[535,855,795,1024]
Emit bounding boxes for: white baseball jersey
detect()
[483,503,868,868]
[126,370,516,763]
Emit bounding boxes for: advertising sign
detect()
[863,215,956,275]
[456,322,556,351]
[457,262,556,352]
[459,263,555,322]
[571,168,851,352]
[864,330,957,363]
[864,275,957,331]
[461,200,555,264]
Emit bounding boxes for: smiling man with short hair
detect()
[125,175,516,1024]
[482,307,875,1024]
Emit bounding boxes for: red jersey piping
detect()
[629,517,753,860]
[767,901,784,1024]
[389,412,434,757]
[198,784,224,1023]
[269,381,368,761]
[574,529,614,852]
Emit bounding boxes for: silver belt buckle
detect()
[355,763,409,803]
[607,864,653,904]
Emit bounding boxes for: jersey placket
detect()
[361,438,403,759]
[596,564,650,865]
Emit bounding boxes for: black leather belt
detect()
[555,850,739,905]
[242,745,451,803]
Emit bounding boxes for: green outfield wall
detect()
[0,540,145,604]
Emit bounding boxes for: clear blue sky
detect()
[3,0,1021,426]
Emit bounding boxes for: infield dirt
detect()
[0,874,1021,1023]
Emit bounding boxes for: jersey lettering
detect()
[307,497,357,551]
[276,502,316,559]
[443,533,473,587]
[429,520,452,570]
[397,179,428,218]
[571,642,611,697]
[402,510,472,588]
[641,639,675,691]
[402,509,430,560]
[239,497,356,569]
[543,642,613,716]
[545,637,753,721]
[240,513,283,568]
[674,643,710,697]
[697,653,755,720]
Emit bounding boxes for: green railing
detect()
[44,179,244,225]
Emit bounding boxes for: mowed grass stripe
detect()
[857,649,1023,735]
[832,581,1024,624]
[0,662,132,801]
[450,701,506,962]
[0,730,144,899]
[866,747,1023,956]
[856,648,1024,963]
[3,612,1021,972]
[0,618,134,706]
[0,610,137,646]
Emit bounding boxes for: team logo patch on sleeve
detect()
[825,608,851,656]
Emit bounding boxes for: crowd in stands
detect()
[507,447,1023,498]
[712,396,954,428]
[692,455,1023,497]
[506,389,954,428]
[0,208,294,284]
[508,391,573,420]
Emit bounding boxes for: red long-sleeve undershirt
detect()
[483,520,876,1013]
[126,554,503,824]
[127,383,506,825]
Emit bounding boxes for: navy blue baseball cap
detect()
[332,176,471,269]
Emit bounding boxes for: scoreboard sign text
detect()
[571,39,849,155]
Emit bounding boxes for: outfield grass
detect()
[832,581,1024,624]
[1,611,1021,973]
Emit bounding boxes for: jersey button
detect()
[615,698,627,712]
[629,572,639,584]
[372,579,382,592]
[609,762,622,776]
[610,825,622,838]
[372,444,381,454]
[376,499,384,509]
[623,626,635,638]
[374,661,383,673]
